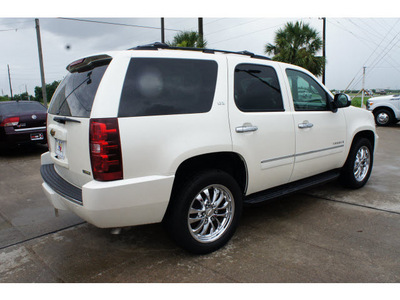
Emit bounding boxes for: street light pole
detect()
[35,18,47,107]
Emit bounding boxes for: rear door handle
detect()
[298,122,314,129]
[235,125,258,133]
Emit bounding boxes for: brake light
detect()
[0,117,19,127]
[89,118,123,181]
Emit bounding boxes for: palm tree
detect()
[265,21,325,76]
[168,31,207,48]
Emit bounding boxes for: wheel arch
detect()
[373,106,396,119]
[163,152,248,223]
[170,152,248,195]
[348,130,376,160]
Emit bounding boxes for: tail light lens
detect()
[0,117,19,127]
[89,118,123,181]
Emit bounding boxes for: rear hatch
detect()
[47,55,112,188]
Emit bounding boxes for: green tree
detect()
[168,31,207,48]
[35,80,60,103]
[265,21,325,76]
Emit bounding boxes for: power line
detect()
[212,22,288,45]
[58,17,181,32]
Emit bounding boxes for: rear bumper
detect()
[40,152,174,228]
[0,126,47,146]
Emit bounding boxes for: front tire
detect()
[374,108,394,126]
[164,170,243,254]
[340,138,373,189]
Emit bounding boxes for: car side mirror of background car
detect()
[334,93,351,109]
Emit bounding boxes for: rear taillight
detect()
[89,118,123,181]
[0,117,19,127]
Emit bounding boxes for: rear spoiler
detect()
[67,54,112,73]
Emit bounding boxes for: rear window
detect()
[0,101,47,115]
[118,58,218,117]
[48,61,109,117]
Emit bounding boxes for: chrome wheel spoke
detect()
[353,146,370,182]
[187,184,235,243]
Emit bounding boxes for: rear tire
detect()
[340,138,373,189]
[374,108,394,126]
[164,170,243,254]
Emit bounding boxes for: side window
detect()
[286,69,330,111]
[118,58,218,117]
[234,64,284,112]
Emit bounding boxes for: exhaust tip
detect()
[110,228,122,235]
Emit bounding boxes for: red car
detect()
[0,101,47,149]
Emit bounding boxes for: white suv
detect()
[41,43,377,254]
[367,94,400,126]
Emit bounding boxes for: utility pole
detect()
[161,18,165,43]
[322,17,326,85]
[7,64,13,100]
[35,18,47,107]
[198,17,203,41]
[361,66,366,108]
[25,85,30,100]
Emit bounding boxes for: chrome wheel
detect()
[377,112,389,125]
[353,146,370,182]
[188,184,235,243]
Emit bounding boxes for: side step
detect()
[244,170,340,205]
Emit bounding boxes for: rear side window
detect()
[118,58,218,117]
[234,63,284,112]
[48,62,109,117]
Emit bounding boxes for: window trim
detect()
[234,63,285,113]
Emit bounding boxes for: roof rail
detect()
[128,42,271,60]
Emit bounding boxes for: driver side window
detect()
[286,69,329,111]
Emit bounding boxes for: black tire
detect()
[373,108,394,126]
[164,170,243,254]
[340,138,373,189]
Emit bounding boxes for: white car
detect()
[41,43,377,254]
[367,94,400,126]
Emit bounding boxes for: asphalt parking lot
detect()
[0,124,399,283]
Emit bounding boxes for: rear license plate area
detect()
[30,133,44,141]
[55,139,66,160]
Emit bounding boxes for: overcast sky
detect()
[1,2,400,96]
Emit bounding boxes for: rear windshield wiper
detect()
[53,116,81,124]
[56,71,92,115]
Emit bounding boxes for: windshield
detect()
[48,62,109,117]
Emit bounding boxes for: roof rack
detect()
[128,42,271,61]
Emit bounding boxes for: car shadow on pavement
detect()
[0,144,48,157]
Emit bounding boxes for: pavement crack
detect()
[0,221,86,251]
[303,193,400,216]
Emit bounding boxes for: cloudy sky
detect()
[1,1,400,97]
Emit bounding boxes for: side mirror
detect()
[334,93,351,108]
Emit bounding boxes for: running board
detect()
[244,170,340,205]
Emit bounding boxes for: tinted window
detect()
[48,62,109,117]
[0,101,47,115]
[286,69,329,111]
[118,58,218,117]
[234,64,284,112]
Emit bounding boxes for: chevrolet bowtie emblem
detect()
[50,129,55,137]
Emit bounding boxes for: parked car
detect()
[40,43,377,254]
[367,94,400,126]
[0,101,47,149]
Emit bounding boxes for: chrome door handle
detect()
[298,122,314,129]
[235,125,258,133]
